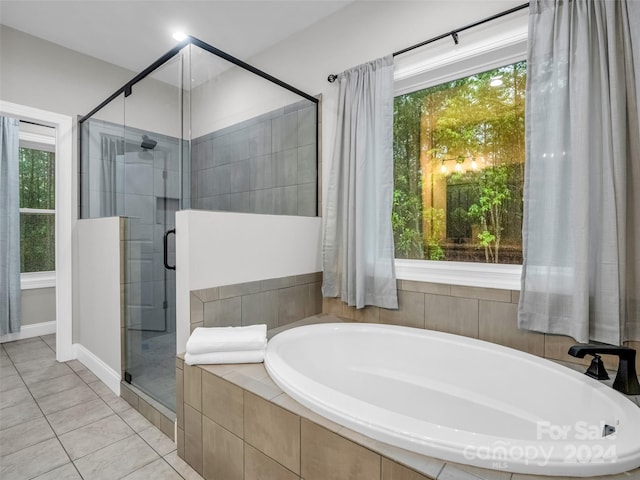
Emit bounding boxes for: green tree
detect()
[393,92,425,258]
[392,60,526,264]
[19,147,55,272]
[424,207,445,260]
[467,165,510,263]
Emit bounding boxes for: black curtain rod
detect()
[327,2,529,83]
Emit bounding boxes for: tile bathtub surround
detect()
[190,272,323,333]
[175,354,448,480]
[0,336,203,480]
[176,353,640,480]
[324,280,640,374]
[191,100,319,217]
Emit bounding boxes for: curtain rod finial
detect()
[328,74,338,83]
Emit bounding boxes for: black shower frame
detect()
[78,34,321,215]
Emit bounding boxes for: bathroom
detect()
[1,1,639,479]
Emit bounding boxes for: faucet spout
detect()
[568,344,640,395]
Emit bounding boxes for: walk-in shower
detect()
[79,36,319,412]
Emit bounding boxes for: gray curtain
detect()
[100,135,122,217]
[322,55,398,310]
[0,116,21,335]
[519,0,640,344]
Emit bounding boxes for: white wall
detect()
[0,26,183,361]
[0,25,131,347]
[76,217,122,394]
[21,288,56,326]
[175,210,322,353]
[242,0,525,203]
[189,57,306,139]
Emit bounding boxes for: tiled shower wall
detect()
[323,280,640,372]
[191,100,318,216]
[189,273,323,334]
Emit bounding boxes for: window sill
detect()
[395,259,521,291]
[21,271,56,290]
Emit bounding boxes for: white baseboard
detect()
[0,321,56,343]
[74,344,121,396]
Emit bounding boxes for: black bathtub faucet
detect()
[568,344,640,395]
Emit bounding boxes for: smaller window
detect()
[19,144,56,273]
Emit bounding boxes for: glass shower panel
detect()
[189,44,318,216]
[122,51,187,411]
[79,93,125,219]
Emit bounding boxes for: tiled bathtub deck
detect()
[178,315,640,480]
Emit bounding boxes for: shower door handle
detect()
[164,229,176,270]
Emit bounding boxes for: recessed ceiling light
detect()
[172,32,188,42]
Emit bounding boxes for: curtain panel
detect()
[322,55,398,310]
[519,0,640,344]
[0,116,21,335]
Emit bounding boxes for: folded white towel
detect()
[186,325,267,355]
[184,349,265,366]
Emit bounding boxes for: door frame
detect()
[0,100,74,361]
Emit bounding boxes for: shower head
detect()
[141,134,157,150]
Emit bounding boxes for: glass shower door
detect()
[122,50,189,412]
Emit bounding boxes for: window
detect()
[393,60,526,265]
[19,139,56,274]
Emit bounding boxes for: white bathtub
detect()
[264,323,640,477]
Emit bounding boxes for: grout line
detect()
[3,335,81,479]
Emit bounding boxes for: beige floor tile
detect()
[0,362,18,378]
[139,424,177,456]
[0,364,18,378]
[40,334,56,348]
[36,384,99,415]
[2,337,42,348]
[0,397,43,430]
[0,385,32,409]
[46,397,113,435]
[5,344,55,364]
[121,458,183,479]
[0,437,69,480]
[75,367,99,384]
[0,416,55,457]
[74,434,159,480]
[3,338,48,353]
[21,362,74,385]
[29,372,85,399]
[0,355,13,366]
[59,414,135,460]
[0,373,24,393]
[118,406,154,432]
[32,463,82,480]
[64,359,86,372]
[87,379,118,399]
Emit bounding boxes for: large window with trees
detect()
[19,145,55,273]
[393,60,525,264]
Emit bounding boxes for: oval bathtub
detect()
[264,323,640,477]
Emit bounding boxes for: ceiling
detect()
[0,0,353,73]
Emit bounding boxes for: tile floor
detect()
[0,335,204,480]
